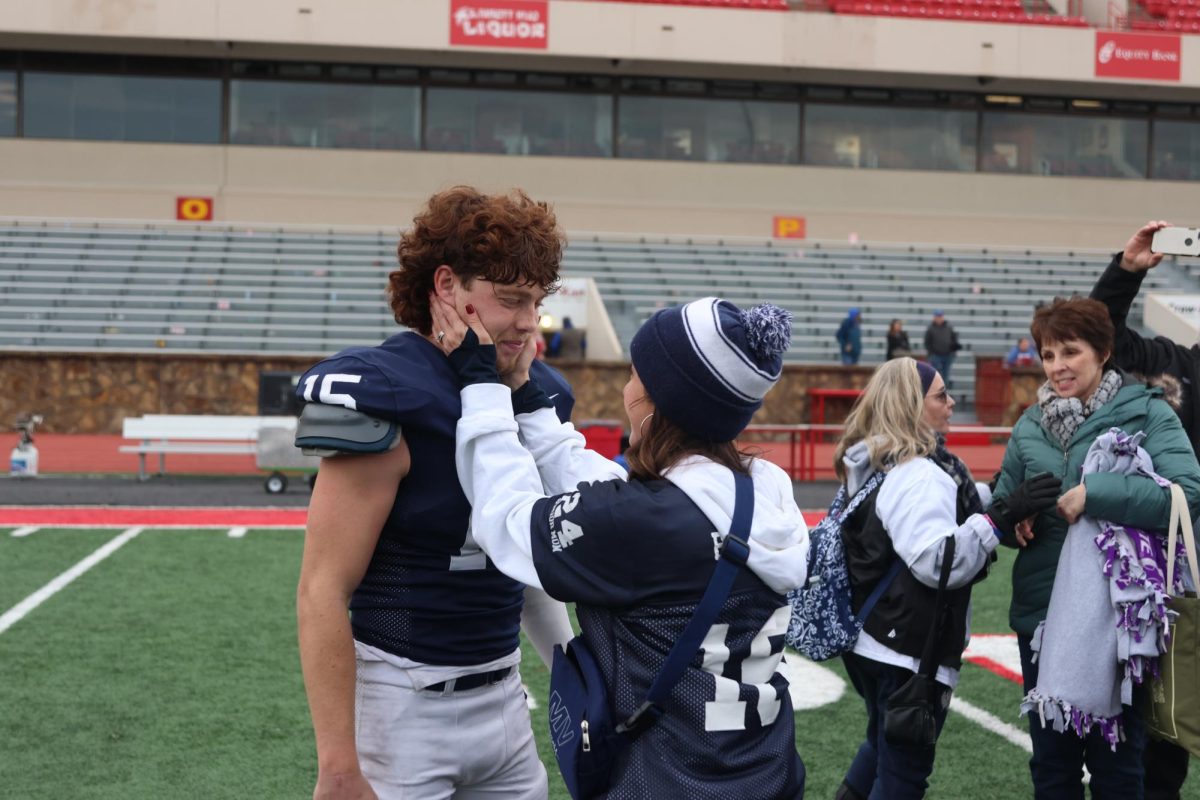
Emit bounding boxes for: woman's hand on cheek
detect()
[429,293,491,353]
[451,288,492,346]
[501,336,538,391]
[429,293,467,353]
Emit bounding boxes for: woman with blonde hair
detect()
[834,357,1060,800]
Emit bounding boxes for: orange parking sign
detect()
[176,196,213,222]
[773,216,806,239]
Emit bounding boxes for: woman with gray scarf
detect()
[992,296,1200,799]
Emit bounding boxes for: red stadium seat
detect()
[596,0,1099,24]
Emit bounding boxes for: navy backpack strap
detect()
[851,471,902,625]
[855,559,903,624]
[616,470,754,736]
[839,471,884,523]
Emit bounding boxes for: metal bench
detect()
[119,414,297,480]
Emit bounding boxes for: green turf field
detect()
[1,526,1196,799]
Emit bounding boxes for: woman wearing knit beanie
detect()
[832,358,1060,800]
[432,294,809,799]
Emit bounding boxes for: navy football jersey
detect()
[298,331,574,665]
[530,478,805,799]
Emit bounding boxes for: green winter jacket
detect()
[993,378,1200,636]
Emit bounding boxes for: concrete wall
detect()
[0,0,1196,100]
[0,1,1190,246]
[1,350,874,434]
[0,137,1189,247]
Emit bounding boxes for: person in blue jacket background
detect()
[838,307,864,365]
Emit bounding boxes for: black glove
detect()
[987,472,1061,537]
[511,378,554,415]
[447,328,500,386]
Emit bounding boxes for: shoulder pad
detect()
[295,403,398,456]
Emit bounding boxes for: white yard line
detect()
[0,527,143,635]
[949,694,1033,753]
[10,526,38,538]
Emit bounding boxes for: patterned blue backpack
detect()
[785,471,901,662]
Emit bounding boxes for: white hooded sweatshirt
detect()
[455,383,809,604]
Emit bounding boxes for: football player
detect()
[295,186,586,800]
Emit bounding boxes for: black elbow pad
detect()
[295,403,398,456]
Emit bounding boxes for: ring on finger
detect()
[436,330,446,344]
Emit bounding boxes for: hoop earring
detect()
[638,412,654,438]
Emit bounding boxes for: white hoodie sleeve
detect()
[875,458,998,590]
[455,383,549,590]
[521,584,574,668]
[516,405,627,495]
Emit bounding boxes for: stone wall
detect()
[2,351,876,434]
[2,352,317,434]
[1006,366,1045,426]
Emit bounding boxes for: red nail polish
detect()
[465,304,475,315]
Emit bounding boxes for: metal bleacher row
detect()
[568,237,1184,401]
[0,219,1186,403]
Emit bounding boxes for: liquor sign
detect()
[1095,32,1181,81]
[773,216,806,239]
[176,196,213,221]
[450,0,549,49]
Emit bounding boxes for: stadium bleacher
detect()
[583,0,789,9]
[580,0,1089,25]
[1130,0,1200,31]
[827,0,1088,25]
[0,219,1185,403]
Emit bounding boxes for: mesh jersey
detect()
[530,477,805,799]
[298,331,574,665]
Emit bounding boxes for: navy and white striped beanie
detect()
[630,297,792,442]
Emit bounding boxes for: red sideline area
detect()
[21,433,1008,485]
[23,434,259,475]
[969,655,1024,685]
[0,505,825,529]
[0,506,307,527]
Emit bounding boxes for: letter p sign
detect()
[773,216,806,239]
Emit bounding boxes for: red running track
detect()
[0,506,829,528]
[17,433,1007,484]
[0,506,308,527]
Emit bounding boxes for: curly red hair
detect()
[388,186,564,334]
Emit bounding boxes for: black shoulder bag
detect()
[884,535,956,748]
